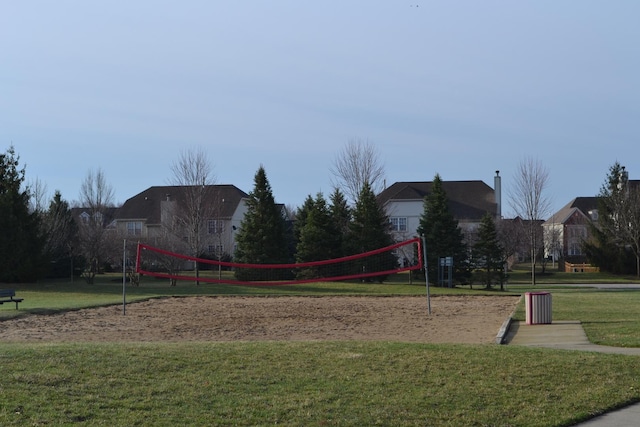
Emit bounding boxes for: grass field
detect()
[1,272,640,426]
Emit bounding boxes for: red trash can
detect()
[525,292,552,325]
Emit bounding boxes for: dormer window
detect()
[79,212,90,224]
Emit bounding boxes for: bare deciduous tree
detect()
[509,157,552,285]
[618,187,640,277]
[28,177,49,214]
[330,138,385,204]
[78,168,116,283]
[498,217,527,271]
[168,147,216,284]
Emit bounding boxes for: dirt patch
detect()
[0,295,519,344]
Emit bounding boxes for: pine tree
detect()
[234,166,291,280]
[584,162,638,274]
[329,188,351,258]
[417,174,468,286]
[43,191,78,278]
[472,213,504,289]
[295,193,341,279]
[348,182,396,282]
[0,146,45,282]
[294,194,315,245]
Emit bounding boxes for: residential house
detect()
[377,171,502,243]
[71,206,119,230]
[113,185,249,258]
[542,197,599,264]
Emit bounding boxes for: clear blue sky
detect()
[2,1,638,217]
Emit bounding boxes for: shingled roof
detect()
[546,197,598,225]
[115,185,249,225]
[377,180,497,221]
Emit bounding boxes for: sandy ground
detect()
[0,295,519,344]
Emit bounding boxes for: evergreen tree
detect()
[43,191,78,278]
[295,193,341,279]
[294,194,315,245]
[417,174,467,286]
[348,182,396,282]
[0,146,46,282]
[329,188,351,258]
[472,213,504,289]
[234,166,291,280]
[584,162,638,274]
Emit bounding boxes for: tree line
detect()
[4,139,637,285]
[0,146,122,282]
[0,143,542,288]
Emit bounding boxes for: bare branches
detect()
[28,177,49,213]
[605,178,640,277]
[167,147,217,284]
[77,168,116,283]
[330,138,385,204]
[508,157,552,285]
[509,157,552,222]
[79,168,115,212]
[169,146,216,187]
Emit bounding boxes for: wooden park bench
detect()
[0,289,23,309]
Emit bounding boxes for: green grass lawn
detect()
[2,273,640,425]
[510,289,640,348]
[2,342,639,426]
[507,263,640,285]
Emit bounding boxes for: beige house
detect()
[113,185,249,258]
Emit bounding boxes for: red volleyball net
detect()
[135,237,423,286]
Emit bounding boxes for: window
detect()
[79,212,90,224]
[127,221,142,236]
[569,242,582,256]
[390,217,407,232]
[208,220,223,234]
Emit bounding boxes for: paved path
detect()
[505,320,640,355]
[505,319,640,426]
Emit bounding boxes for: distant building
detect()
[542,197,599,263]
[377,172,502,242]
[113,185,249,258]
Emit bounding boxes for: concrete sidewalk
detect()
[504,320,640,426]
[505,320,640,355]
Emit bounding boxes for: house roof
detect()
[115,185,249,225]
[545,197,598,225]
[71,206,119,227]
[377,180,497,221]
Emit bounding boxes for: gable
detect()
[378,180,497,222]
[546,197,597,225]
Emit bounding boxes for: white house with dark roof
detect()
[377,172,502,242]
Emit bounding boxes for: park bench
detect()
[0,289,23,309]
